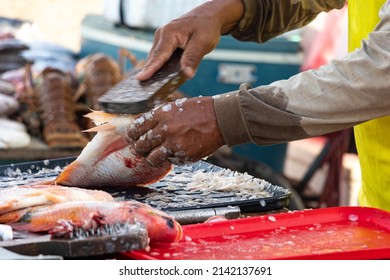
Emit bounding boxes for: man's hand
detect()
[127,97,226,166]
[136,0,244,81]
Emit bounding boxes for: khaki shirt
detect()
[213,0,390,146]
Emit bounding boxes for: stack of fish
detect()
[0,38,29,74]
[0,38,125,149]
[0,15,176,151]
[0,112,183,245]
[0,20,33,149]
[0,16,86,149]
[0,78,31,149]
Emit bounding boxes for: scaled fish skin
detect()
[55,111,172,188]
[0,184,114,215]
[0,200,183,244]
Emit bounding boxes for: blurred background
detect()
[0,0,104,52]
[0,1,359,210]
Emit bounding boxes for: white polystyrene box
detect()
[103,0,207,29]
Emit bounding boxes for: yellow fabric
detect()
[349,0,390,211]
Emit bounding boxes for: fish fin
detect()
[31,180,56,185]
[0,196,50,215]
[84,110,118,126]
[33,191,67,204]
[49,219,77,237]
[55,161,79,185]
[82,123,116,133]
[49,214,105,238]
[0,208,31,226]
[0,200,17,214]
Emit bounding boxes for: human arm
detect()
[127,97,225,166]
[136,0,345,81]
[136,0,244,81]
[128,0,353,166]
[216,1,390,146]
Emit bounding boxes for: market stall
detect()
[1,157,390,260]
[1,0,390,263]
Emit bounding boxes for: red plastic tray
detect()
[124,206,390,260]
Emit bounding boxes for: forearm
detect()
[182,0,245,34]
[215,4,390,146]
[230,0,346,43]
[215,0,245,34]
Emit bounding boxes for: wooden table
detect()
[0,137,82,164]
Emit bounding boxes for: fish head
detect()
[125,201,183,244]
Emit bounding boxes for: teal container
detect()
[80,15,302,173]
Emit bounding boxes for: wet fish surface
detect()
[55,111,172,188]
[0,200,182,244]
[0,184,114,214]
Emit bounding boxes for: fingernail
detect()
[182,67,195,79]
[135,70,146,80]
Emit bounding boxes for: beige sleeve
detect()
[215,1,390,146]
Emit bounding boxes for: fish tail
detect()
[82,123,116,133]
[84,110,118,126]
[31,180,56,185]
[0,200,17,215]
[49,213,104,238]
[0,208,31,227]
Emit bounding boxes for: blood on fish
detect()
[124,158,138,169]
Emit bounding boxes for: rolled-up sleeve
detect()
[230,0,345,43]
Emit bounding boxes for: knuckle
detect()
[149,48,162,59]
[147,148,168,166]
[134,140,150,154]
[155,26,164,36]
[127,124,138,138]
[133,115,146,126]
